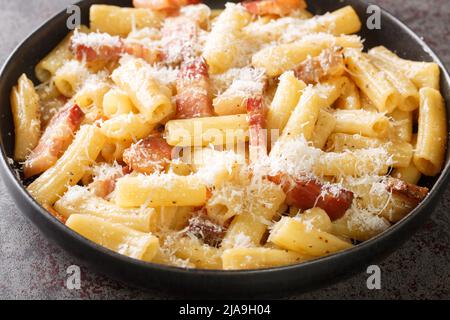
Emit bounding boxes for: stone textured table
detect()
[0,0,449,300]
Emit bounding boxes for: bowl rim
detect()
[1,0,450,278]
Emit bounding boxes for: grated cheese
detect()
[71,29,122,49]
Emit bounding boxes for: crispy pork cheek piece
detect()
[89,166,127,199]
[24,104,85,178]
[247,96,268,161]
[72,38,162,65]
[386,177,429,205]
[294,46,345,84]
[123,134,173,174]
[188,213,227,247]
[175,57,214,119]
[243,0,307,16]
[72,42,123,64]
[269,174,354,221]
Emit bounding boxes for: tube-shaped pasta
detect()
[114,174,207,207]
[269,217,352,256]
[392,162,422,185]
[101,140,130,163]
[300,208,333,233]
[312,109,336,149]
[90,5,164,37]
[66,214,159,261]
[328,133,413,168]
[173,237,222,269]
[34,26,88,82]
[316,148,390,177]
[334,76,361,110]
[222,181,286,249]
[389,109,413,142]
[54,60,90,97]
[73,77,110,110]
[54,186,154,232]
[414,88,447,176]
[11,74,41,161]
[165,114,249,147]
[333,109,390,138]
[111,57,173,123]
[100,113,156,142]
[317,6,362,35]
[369,55,419,112]
[252,35,362,77]
[222,248,310,270]
[27,125,106,205]
[315,77,349,107]
[267,71,306,133]
[203,3,251,74]
[368,46,440,90]
[344,48,399,113]
[280,86,321,142]
[103,88,136,117]
[332,211,390,241]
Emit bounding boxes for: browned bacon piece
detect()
[175,57,214,119]
[247,96,268,162]
[89,166,128,199]
[133,0,201,13]
[24,104,85,178]
[294,46,345,84]
[72,42,123,64]
[386,177,429,206]
[243,0,306,16]
[72,41,163,64]
[269,174,354,221]
[188,212,227,247]
[123,134,173,174]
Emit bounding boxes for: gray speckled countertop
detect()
[0,0,449,300]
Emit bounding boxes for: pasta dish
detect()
[10,0,447,270]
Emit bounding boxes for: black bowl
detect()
[0,0,449,298]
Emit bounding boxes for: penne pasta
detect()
[11,74,41,161]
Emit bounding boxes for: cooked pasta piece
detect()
[114,173,207,207]
[55,186,154,232]
[11,74,41,161]
[90,5,164,37]
[344,48,399,113]
[24,104,84,178]
[368,46,440,90]
[269,217,353,256]
[28,125,106,205]
[111,57,174,123]
[66,214,159,261]
[414,88,447,176]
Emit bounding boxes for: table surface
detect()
[0,0,449,300]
